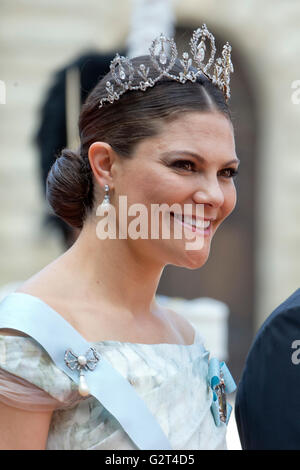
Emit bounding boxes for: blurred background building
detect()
[0,0,300,391]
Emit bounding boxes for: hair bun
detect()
[59,148,80,160]
[46,148,93,229]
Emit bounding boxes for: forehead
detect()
[136,111,236,159]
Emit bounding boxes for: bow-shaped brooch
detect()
[64,347,100,397]
[208,358,236,426]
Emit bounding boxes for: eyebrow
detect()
[161,150,240,166]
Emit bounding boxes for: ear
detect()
[88,142,115,189]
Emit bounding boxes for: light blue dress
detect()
[0,294,228,450]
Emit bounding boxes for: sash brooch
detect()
[64,347,100,397]
[208,358,236,426]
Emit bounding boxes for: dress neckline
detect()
[6,292,198,348]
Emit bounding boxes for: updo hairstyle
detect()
[46,55,232,229]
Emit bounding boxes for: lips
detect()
[170,212,212,230]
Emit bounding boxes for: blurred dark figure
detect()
[35,50,126,249]
[235,288,300,449]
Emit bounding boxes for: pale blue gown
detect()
[0,293,228,450]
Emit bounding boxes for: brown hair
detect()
[46,55,232,229]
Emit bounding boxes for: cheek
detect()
[118,167,151,199]
[222,184,237,217]
[126,167,173,204]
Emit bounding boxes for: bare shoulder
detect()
[13,255,71,309]
[14,261,61,298]
[163,307,196,345]
[1,265,64,339]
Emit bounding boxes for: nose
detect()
[192,176,224,208]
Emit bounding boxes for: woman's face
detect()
[107,111,239,270]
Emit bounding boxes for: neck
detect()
[61,218,165,319]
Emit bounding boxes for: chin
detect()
[171,246,211,270]
[184,255,210,270]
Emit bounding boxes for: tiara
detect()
[99,24,234,109]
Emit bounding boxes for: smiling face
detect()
[103,111,239,270]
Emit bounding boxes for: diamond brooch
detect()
[64,347,101,397]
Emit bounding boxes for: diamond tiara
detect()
[99,24,234,109]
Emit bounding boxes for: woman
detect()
[0,27,239,450]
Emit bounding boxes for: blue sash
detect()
[0,292,172,450]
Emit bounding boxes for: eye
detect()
[220,168,239,179]
[171,160,196,172]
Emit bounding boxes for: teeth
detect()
[172,213,211,229]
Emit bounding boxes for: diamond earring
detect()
[101,184,110,207]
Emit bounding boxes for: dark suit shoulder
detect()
[254,287,300,341]
[235,287,300,449]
